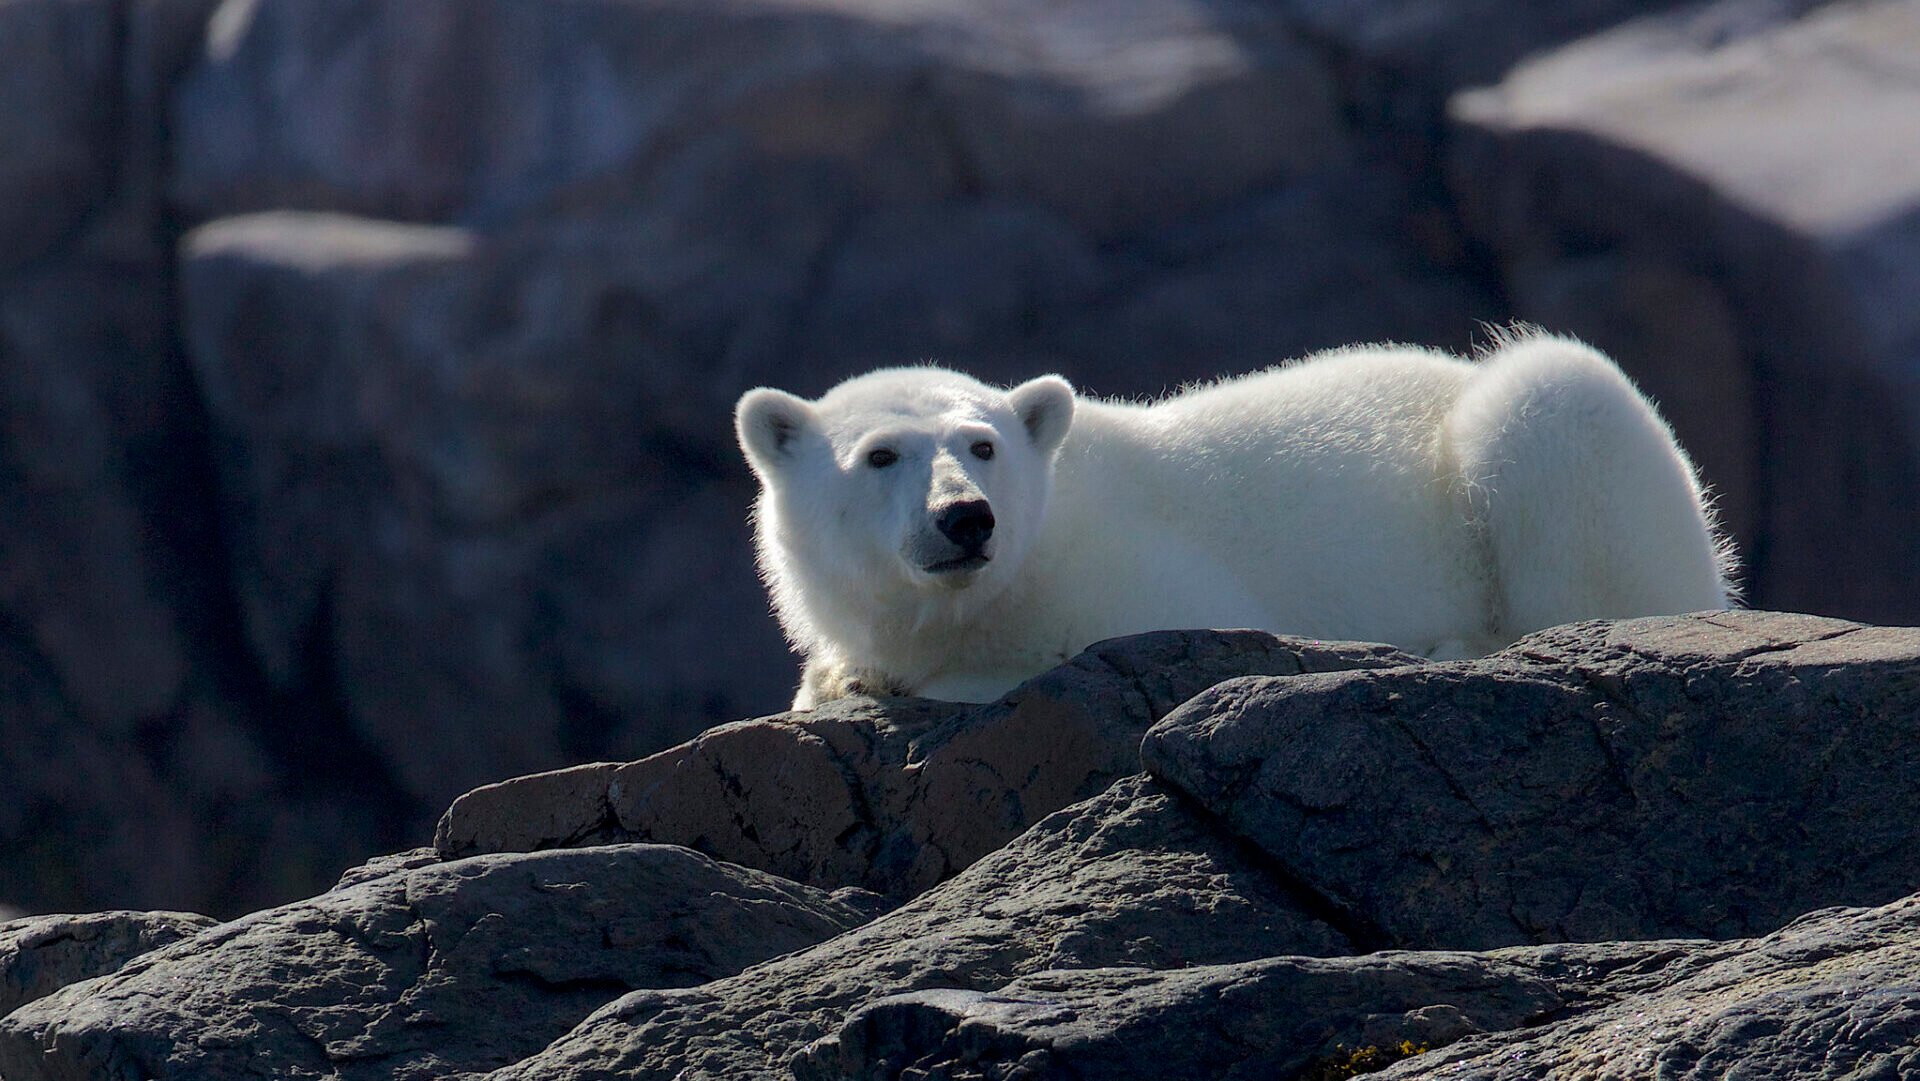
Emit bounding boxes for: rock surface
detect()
[1390,895,1920,1080]
[1145,610,1920,949]
[797,896,1920,1081]
[0,910,214,1018]
[0,845,879,1081]
[486,775,1353,1080]
[436,629,1423,897]
[8,614,1920,1079]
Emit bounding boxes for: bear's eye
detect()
[971,441,995,461]
[866,448,898,468]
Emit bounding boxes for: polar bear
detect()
[736,330,1734,708]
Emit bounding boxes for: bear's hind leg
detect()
[1446,333,1733,641]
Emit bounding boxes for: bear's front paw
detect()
[796,658,913,708]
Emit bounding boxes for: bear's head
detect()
[735,367,1075,647]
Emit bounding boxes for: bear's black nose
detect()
[935,500,995,552]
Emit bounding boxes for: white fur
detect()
[736,330,1735,708]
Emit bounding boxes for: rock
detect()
[436,629,1424,897]
[1048,165,1498,382]
[0,845,876,1081]
[0,261,192,729]
[792,952,1566,1081]
[170,0,1346,237]
[486,775,1352,1080]
[0,0,118,272]
[181,211,798,813]
[1446,0,1920,622]
[1269,0,1695,93]
[795,891,1920,1081]
[1143,611,1920,951]
[0,911,215,1019]
[1394,894,1920,1079]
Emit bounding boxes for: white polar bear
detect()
[736,330,1735,708]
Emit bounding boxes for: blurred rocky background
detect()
[1,0,1915,920]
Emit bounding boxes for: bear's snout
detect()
[935,500,995,553]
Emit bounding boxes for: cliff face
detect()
[4,612,1919,1079]
[3,0,1918,919]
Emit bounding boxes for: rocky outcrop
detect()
[483,775,1355,1081]
[1144,611,1920,948]
[0,910,215,1018]
[0,846,880,1080]
[8,614,1920,1080]
[435,629,1421,896]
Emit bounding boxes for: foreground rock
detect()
[1145,610,1920,949]
[1392,895,1920,1080]
[10,613,1920,1080]
[437,629,1422,897]
[798,895,1920,1081]
[0,911,214,1018]
[0,846,878,1081]
[487,776,1352,1080]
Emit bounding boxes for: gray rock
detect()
[1051,166,1499,381]
[485,775,1350,1080]
[437,629,1423,898]
[1387,894,1920,1079]
[792,952,1567,1081]
[0,0,117,272]
[1143,611,1920,951]
[181,211,797,812]
[0,910,214,1019]
[1270,0,1696,92]
[1446,0,1920,622]
[170,0,1345,237]
[0,845,876,1081]
[794,892,1920,1081]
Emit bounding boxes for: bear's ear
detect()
[1008,375,1075,455]
[736,387,820,477]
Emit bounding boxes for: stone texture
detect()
[0,910,215,1019]
[794,894,1920,1081]
[11,613,1920,1079]
[0,845,878,1081]
[792,952,1568,1081]
[1446,0,1920,622]
[485,775,1351,1080]
[436,629,1424,897]
[1143,610,1920,951]
[1388,895,1920,1080]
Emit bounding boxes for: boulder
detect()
[1143,611,1920,950]
[1446,0,1920,622]
[0,910,214,1019]
[0,845,879,1081]
[436,629,1424,897]
[485,775,1352,1080]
